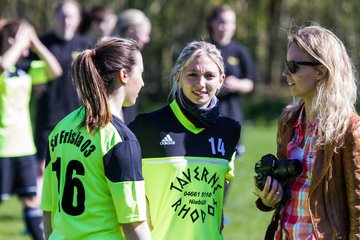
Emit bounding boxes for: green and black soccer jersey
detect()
[41,107,147,239]
[129,99,241,240]
[0,62,46,157]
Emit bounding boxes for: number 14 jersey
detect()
[129,100,241,240]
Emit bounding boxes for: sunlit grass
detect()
[0,196,31,240]
[222,121,277,240]
[0,121,278,240]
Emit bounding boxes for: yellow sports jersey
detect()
[129,100,241,240]
[41,107,147,239]
[0,66,40,157]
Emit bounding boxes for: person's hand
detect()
[254,176,283,208]
[13,22,32,51]
[223,75,254,94]
[28,25,43,52]
[223,75,239,91]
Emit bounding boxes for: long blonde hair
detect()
[289,24,357,146]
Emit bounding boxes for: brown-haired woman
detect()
[0,19,62,240]
[41,37,151,240]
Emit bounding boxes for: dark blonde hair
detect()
[169,41,224,104]
[72,37,140,133]
[288,24,357,146]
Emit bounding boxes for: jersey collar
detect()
[169,100,205,134]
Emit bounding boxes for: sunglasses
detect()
[284,60,321,74]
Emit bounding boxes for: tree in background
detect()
[3,0,360,109]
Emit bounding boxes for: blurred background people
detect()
[78,4,117,45]
[34,0,91,165]
[0,19,61,240]
[114,8,151,51]
[207,4,257,157]
[113,8,152,124]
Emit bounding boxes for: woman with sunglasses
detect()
[254,24,360,239]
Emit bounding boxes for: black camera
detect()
[254,154,303,191]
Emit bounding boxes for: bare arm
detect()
[43,211,52,239]
[220,179,231,232]
[146,197,153,230]
[223,75,254,94]
[0,22,31,72]
[29,27,62,80]
[122,221,151,240]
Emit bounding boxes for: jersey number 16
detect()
[52,157,85,216]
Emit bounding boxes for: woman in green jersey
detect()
[41,37,151,240]
[129,41,241,240]
[0,19,62,240]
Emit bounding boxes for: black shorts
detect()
[0,155,38,201]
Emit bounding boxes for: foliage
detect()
[1,0,360,105]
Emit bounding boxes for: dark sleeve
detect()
[256,198,276,212]
[128,115,144,142]
[103,136,143,183]
[237,44,257,81]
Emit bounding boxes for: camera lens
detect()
[273,159,303,179]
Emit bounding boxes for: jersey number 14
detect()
[208,137,225,156]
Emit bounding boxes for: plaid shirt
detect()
[275,106,318,240]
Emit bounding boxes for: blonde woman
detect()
[129,41,240,240]
[255,24,360,239]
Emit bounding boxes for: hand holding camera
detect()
[254,154,303,208]
[253,175,284,208]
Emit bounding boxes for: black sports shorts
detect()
[0,155,38,201]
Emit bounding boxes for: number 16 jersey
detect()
[41,107,147,239]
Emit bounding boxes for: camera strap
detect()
[264,207,280,240]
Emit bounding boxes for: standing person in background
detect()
[113,8,152,124]
[0,19,62,240]
[78,4,117,46]
[129,41,240,240]
[34,0,91,166]
[41,37,151,240]
[207,4,256,157]
[255,24,360,239]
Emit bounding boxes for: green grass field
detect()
[222,122,276,239]
[0,121,277,240]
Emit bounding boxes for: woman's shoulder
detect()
[343,113,360,149]
[347,112,360,132]
[128,105,171,129]
[278,103,303,125]
[217,115,241,130]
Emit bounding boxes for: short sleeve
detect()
[103,139,147,223]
